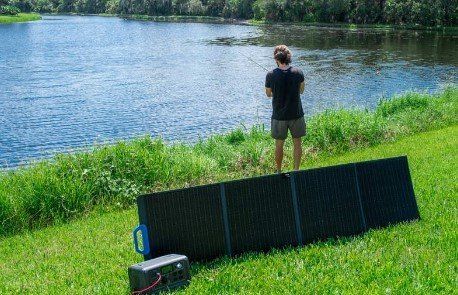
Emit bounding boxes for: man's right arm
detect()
[265,71,273,98]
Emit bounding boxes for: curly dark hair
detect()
[274,45,292,65]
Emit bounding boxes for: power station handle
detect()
[133,224,150,255]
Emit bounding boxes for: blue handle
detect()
[132,224,150,255]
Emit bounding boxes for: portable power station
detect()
[128,254,190,294]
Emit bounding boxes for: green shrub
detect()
[223,0,254,18]
[33,0,53,12]
[226,128,246,145]
[0,5,20,14]
[376,92,431,117]
[305,109,387,152]
[8,0,32,12]
[251,0,264,20]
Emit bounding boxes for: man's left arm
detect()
[265,87,273,97]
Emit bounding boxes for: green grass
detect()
[0,87,457,236]
[0,13,41,24]
[0,125,456,294]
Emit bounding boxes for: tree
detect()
[57,0,75,12]
[8,0,32,11]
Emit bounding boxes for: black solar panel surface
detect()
[356,156,419,229]
[295,164,366,243]
[224,174,298,254]
[136,156,418,261]
[139,184,227,261]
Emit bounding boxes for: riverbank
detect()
[1,125,456,293]
[127,14,458,30]
[249,19,458,32]
[40,13,247,24]
[0,13,41,24]
[0,87,456,237]
[42,13,458,31]
[122,14,247,24]
[102,13,458,31]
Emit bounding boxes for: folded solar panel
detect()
[136,156,419,261]
[355,156,419,229]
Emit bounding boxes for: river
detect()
[0,15,456,167]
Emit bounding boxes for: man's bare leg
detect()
[275,139,285,173]
[292,137,302,170]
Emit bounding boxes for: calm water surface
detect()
[0,15,457,167]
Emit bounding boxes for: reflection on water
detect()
[0,16,456,167]
[210,25,458,66]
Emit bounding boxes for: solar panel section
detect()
[294,164,367,243]
[356,156,419,229]
[137,184,227,261]
[224,174,298,254]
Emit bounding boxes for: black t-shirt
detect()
[265,66,305,120]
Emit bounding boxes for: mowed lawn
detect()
[0,126,457,294]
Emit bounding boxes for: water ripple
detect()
[0,15,457,168]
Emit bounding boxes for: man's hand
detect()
[300,81,305,94]
[265,87,273,98]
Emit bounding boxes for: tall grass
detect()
[1,126,457,294]
[0,13,41,24]
[0,87,457,236]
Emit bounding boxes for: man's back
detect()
[265,66,304,120]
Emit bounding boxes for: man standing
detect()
[265,45,306,173]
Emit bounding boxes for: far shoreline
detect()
[40,13,458,32]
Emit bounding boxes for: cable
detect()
[132,273,162,295]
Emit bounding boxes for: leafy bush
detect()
[252,0,264,20]
[223,0,254,18]
[8,0,32,12]
[33,0,53,12]
[0,5,20,14]
[350,0,384,24]
[251,0,457,25]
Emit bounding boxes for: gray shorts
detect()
[271,116,306,140]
